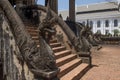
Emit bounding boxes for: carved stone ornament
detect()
[0,0,59,79]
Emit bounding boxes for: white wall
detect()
[77,17,120,35]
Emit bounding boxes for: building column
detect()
[16,0,23,7]
[26,0,36,5]
[45,0,58,14]
[109,19,112,34]
[50,0,58,14]
[45,0,48,6]
[69,0,75,22]
[16,0,25,19]
[15,0,23,13]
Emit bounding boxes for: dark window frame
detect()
[97,20,101,27]
[105,20,109,27]
[114,19,118,27]
[90,21,93,27]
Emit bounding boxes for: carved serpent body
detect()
[0,0,59,79]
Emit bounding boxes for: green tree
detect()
[113,29,119,36]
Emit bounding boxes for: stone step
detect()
[60,63,89,80]
[34,39,39,43]
[56,54,77,67]
[27,29,39,33]
[34,40,40,45]
[55,50,71,59]
[52,46,66,53]
[37,45,40,48]
[24,21,33,24]
[32,36,39,40]
[24,22,90,80]
[25,24,35,27]
[25,24,90,80]
[58,59,82,78]
[26,26,38,29]
[50,39,58,43]
[50,42,61,48]
[29,32,39,36]
[36,42,40,45]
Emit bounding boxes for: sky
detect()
[37,0,108,10]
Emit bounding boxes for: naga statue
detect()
[38,3,57,43]
[0,0,59,80]
[78,24,92,52]
[65,21,92,52]
[66,20,102,51]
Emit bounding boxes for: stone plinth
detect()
[77,51,92,66]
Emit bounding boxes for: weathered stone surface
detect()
[45,0,58,14]
[38,6,57,43]
[0,0,59,79]
[29,5,80,52]
[0,1,92,80]
[0,14,22,80]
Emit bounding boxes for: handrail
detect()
[0,0,59,79]
[27,5,82,52]
[27,5,92,65]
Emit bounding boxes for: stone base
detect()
[80,56,92,66]
[77,52,92,66]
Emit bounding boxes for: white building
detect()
[59,2,120,35]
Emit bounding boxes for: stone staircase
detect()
[25,25,90,80]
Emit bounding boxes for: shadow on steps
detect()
[72,65,92,80]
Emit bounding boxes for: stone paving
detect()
[81,45,120,80]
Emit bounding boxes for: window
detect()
[105,20,109,27]
[97,20,101,27]
[90,21,93,27]
[114,19,118,27]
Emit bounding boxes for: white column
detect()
[109,19,113,34]
[93,20,97,33]
[101,20,104,34]
[94,20,96,33]
[103,19,105,35]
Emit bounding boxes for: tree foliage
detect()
[113,29,119,35]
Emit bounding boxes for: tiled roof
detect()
[76,11,120,20]
[58,2,120,20]
[77,2,118,12]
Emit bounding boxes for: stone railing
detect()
[101,36,120,45]
[0,0,59,80]
[28,5,92,65]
